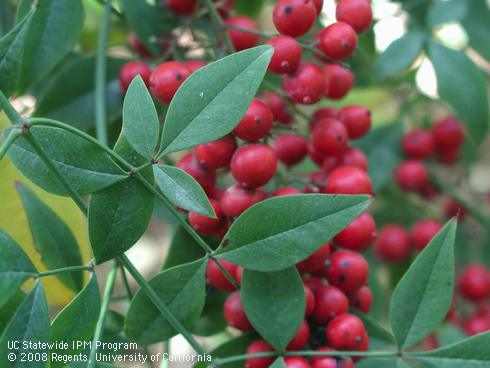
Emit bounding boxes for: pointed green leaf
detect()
[461,0,490,61]
[217,194,371,271]
[437,323,466,347]
[159,46,273,156]
[390,220,457,350]
[154,165,215,218]
[426,0,468,28]
[162,226,207,270]
[125,259,207,344]
[353,310,395,346]
[270,358,287,368]
[242,267,304,351]
[192,291,228,337]
[0,290,25,335]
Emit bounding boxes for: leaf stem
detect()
[118,260,134,299]
[0,128,22,161]
[0,91,23,124]
[283,350,399,358]
[202,0,234,53]
[38,264,94,277]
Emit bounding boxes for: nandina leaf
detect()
[192,291,228,337]
[162,226,207,270]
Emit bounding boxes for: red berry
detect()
[324,64,355,100]
[326,250,368,293]
[308,143,326,167]
[458,265,490,302]
[326,313,366,350]
[272,187,303,197]
[311,107,339,128]
[337,147,368,171]
[188,199,226,236]
[464,314,490,336]
[312,347,354,368]
[312,118,349,156]
[336,0,373,33]
[303,275,324,292]
[283,62,328,105]
[119,62,152,93]
[284,357,312,368]
[226,16,260,51]
[320,22,358,61]
[334,212,376,251]
[245,340,275,368]
[166,0,196,15]
[321,155,339,174]
[394,160,428,192]
[401,129,434,159]
[432,117,465,153]
[260,91,292,125]
[326,166,373,194]
[296,243,331,273]
[220,184,267,218]
[338,105,371,139]
[312,0,324,14]
[176,153,216,194]
[349,285,372,313]
[234,99,273,141]
[206,259,238,291]
[275,134,308,167]
[273,0,317,37]
[149,61,190,104]
[267,36,302,74]
[312,285,349,324]
[307,170,328,193]
[224,291,253,331]
[231,144,278,188]
[287,320,310,350]
[375,225,411,263]
[195,135,237,169]
[304,285,315,317]
[184,59,206,73]
[128,33,154,59]
[436,148,460,165]
[411,219,441,250]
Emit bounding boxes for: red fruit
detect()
[234,99,273,141]
[220,184,267,218]
[176,153,216,194]
[402,129,434,159]
[432,117,465,153]
[437,148,460,165]
[320,22,358,61]
[149,61,190,104]
[334,211,376,251]
[245,340,275,368]
[443,197,466,220]
[336,0,373,33]
[284,357,312,368]
[326,313,366,350]
[312,118,349,156]
[195,135,237,169]
[304,285,315,317]
[311,107,339,128]
[312,285,349,324]
[119,62,152,93]
[128,33,153,59]
[184,59,206,73]
[224,291,253,331]
[308,143,326,167]
[287,320,310,350]
[458,265,490,302]
[275,134,308,167]
[338,105,371,139]
[326,166,373,194]
[226,16,260,51]
[322,155,339,174]
[338,147,368,171]
[394,160,428,192]
[188,199,225,236]
[273,0,317,37]
[411,219,441,250]
[272,187,303,197]
[349,285,372,313]
[296,243,331,273]
[267,36,302,74]
[260,91,292,125]
[312,347,354,368]
[312,0,324,14]
[206,259,238,291]
[324,64,355,100]
[326,250,368,293]
[283,62,328,105]
[464,314,490,336]
[375,225,411,263]
[231,144,278,188]
[166,0,196,15]
[307,170,328,193]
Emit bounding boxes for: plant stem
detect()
[87,262,117,368]
[0,128,22,161]
[38,264,94,277]
[202,0,234,53]
[118,260,134,299]
[0,91,23,125]
[284,350,399,358]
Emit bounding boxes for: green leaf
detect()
[8,126,126,196]
[192,291,228,336]
[437,323,466,347]
[0,290,25,335]
[242,267,304,351]
[374,32,424,80]
[0,282,50,368]
[389,220,457,350]
[353,310,395,347]
[217,194,371,271]
[0,230,36,308]
[269,358,287,368]
[356,358,399,368]
[162,226,207,270]
[154,165,215,218]
[408,331,490,367]
[461,0,490,60]
[51,274,101,368]
[17,183,84,291]
[122,76,159,159]
[159,45,273,156]
[125,259,207,344]
[235,0,267,18]
[428,42,489,144]
[426,0,468,28]
[17,0,84,92]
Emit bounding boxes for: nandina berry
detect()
[206,259,238,291]
[458,265,490,301]
[311,347,354,368]
[311,107,339,128]
[320,22,358,61]
[464,314,490,336]
[223,291,253,331]
[432,117,465,153]
[324,64,355,100]
[304,285,315,317]
[312,0,324,14]
[166,0,196,15]
[287,320,310,350]
[312,118,349,156]
[443,197,466,220]
[401,129,434,160]
[284,357,312,368]
[195,135,237,169]
[274,134,308,167]
[312,285,349,324]
[267,35,302,74]
[230,144,278,188]
[334,211,376,251]
[303,275,324,292]
[338,105,371,139]
[337,147,368,171]
[349,285,372,313]
[436,148,460,165]
[273,0,317,37]
[176,152,216,194]
[283,62,328,105]
[411,219,441,250]
[322,155,339,174]
[149,61,190,104]
[220,184,267,217]
[226,16,260,51]
[308,143,326,167]
[184,59,206,73]
[260,91,292,125]
[326,250,368,293]
[357,330,369,353]
[394,160,428,192]
[188,199,226,236]
[326,313,366,350]
[296,243,331,273]
[336,0,373,33]
[306,170,328,193]
[375,224,411,263]
[119,61,152,93]
[234,99,273,141]
[272,187,303,197]
[326,166,373,194]
[128,33,153,59]
[245,340,275,368]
